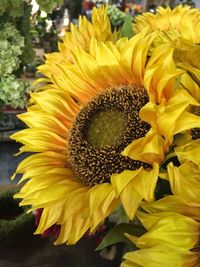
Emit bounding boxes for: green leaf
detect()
[121,15,134,39]
[95,223,145,251]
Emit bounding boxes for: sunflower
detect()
[121,211,200,267]
[132,5,200,100]
[133,5,200,45]
[132,4,200,81]
[11,7,200,245]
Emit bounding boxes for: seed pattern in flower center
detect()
[68,85,150,187]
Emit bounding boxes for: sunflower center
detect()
[68,85,150,187]
[87,110,125,148]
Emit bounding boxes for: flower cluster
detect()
[108,5,126,28]
[0,22,24,76]
[0,76,29,109]
[11,4,200,267]
[0,22,29,109]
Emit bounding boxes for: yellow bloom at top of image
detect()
[132,5,200,106]
[36,4,119,87]
[42,5,117,67]
[133,5,200,45]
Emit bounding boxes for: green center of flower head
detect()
[87,110,125,148]
[68,85,150,187]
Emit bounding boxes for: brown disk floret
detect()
[192,128,200,140]
[190,105,200,140]
[68,85,151,187]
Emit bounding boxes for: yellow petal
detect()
[111,169,143,219]
[121,245,197,267]
[144,44,184,103]
[122,130,165,164]
[11,128,67,153]
[175,139,200,165]
[140,90,200,141]
[136,212,199,251]
[35,200,65,233]
[180,72,200,102]
[133,5,200,44]
[141,195,200,221]
[111,165,159,219]
[167,162,200,206]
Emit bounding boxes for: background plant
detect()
[0,76,29,109]
[0,0,65,110]
[0,22,28,109]
[0,22,24,76]
[108,5,127,29]
[36,0,64,14]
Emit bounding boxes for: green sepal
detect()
[95,223,145,251]
[121,15,134,39]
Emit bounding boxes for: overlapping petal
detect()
[122,130,166,164]
[35,5,117,86]
[167,162,200,206]
[111,164,159,219]
[123,90,200,166]
[121,245,197,267]
[144,44,184,103]
[141,195,200,221]
[59,4,117,62]
[121,212,199,267]
[174,138,200,166]
[133,4,200,101]
[49,31,159,104]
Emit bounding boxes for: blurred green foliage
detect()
[36,0,64,14]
